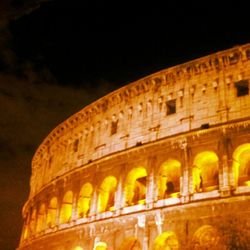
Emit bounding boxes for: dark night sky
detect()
[1,1,250,249]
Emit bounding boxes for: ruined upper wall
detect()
[30,43,250,197]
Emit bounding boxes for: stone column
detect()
[41,202,47,233]
[218,132,233,196]
[155,211,163,235]
[114,174,123,216]
[143,234,149,250]
[55,192,61,228]
[137,214,148,250]
[71,192,78,223]
[220,154,230,195]
[228,158,235,188]
[180,139,190,203]
[90,187,98,221]
[146,167,155,209]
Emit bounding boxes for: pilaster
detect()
[114,174,123,216]
[218,131,233,196]
[89,187,98,221]
[180,139,190,203]
[146,156,156,209]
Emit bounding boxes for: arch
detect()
[193,151,219,192]
[46,197,58,228]
[97,176,117,213]
[118,237,142,250]
[192,225,223,249]
[125,167,147,206]
[77,183,93,218]
[29,208,37,236]
[153,231,179,250]
[158,159,181,199]
[59,191,73,224]
[232,143,250,186]
[36,203,46,233]
[93,242,108,250]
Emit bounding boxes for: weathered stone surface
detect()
[18,44,250,250]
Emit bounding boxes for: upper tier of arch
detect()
[30,43,250,197]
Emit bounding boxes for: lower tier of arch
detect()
[18,195,250,250]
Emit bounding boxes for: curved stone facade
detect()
[18,44,250,250]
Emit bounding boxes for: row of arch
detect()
[72,225,223,250]
[22,143,250,240]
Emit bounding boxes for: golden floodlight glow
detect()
[73,246,83,250]
[94,242,108,250]
[36,203,45,233]
[78,183,93,218]
[22,225,28,241]
[232,143,250,186]
[97,176,117,213]
[18,44,250,250]
[46,197,58,228]
[193,151,219,192]
[158,159,181,199]
[59,191,73,224]
[125,167,147,206]
[153,231,179,250]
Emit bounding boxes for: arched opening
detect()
[77,183,93,218]
[93,242,108,250]
[46,197,58,228]
[192,225,223,249]
[125,167,147,206]
[193,151,219,192]
[153,231,179,250]
[158,159,181,199]
[97,176,117,213]
[29,209,36,236]
[36,203,46,233]
[119,237,142,250]
[59,191,73,224]
[232,143,250,187]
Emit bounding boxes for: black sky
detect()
[8,0,250,88]
[1,1,250,249]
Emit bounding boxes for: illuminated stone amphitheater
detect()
[19,44,250,250]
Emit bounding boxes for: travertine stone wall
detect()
[30,44,250,198]
[19,44,250,250]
